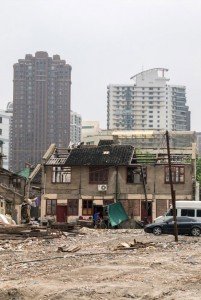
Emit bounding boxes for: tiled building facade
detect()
[10,51,71,172]
[107,68,190,131]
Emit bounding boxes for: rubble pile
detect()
[0,228,201,299]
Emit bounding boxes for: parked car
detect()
[154,200,201,223]
[144,217,201,236]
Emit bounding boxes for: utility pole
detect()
[166,131,178,242]
[140,166,149,221]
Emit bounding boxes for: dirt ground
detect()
[1,228,201,300]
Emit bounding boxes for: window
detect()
[127,166,147,184]
[89,166,108,183]
[12,178,21,189]
[0,129,2,135]
[181,209,195,217]
[165,166,185,183]
[52,166,71,183]
[0,117,2,123]
[46,199,57,215]
[68,199,78,216]
[82,199,93,215]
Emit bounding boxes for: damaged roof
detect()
[46,151,71,166]
[98,140,115,146]
[65,145,134,166]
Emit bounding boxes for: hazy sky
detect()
[0,0,201,130]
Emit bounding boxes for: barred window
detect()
[165,166,185,183]
[52,166,71,183]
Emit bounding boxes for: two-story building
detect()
[40,141,196,224]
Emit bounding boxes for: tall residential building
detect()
[70,111,82,144]
[0,103,13,169]
[107,68,190,131]
[10,51,71,172]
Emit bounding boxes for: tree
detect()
[196,158,201,184]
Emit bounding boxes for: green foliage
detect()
[196,157,201,183]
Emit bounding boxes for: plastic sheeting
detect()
[108,202,128,227]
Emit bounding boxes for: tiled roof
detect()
[65,145,134,166]
[98,140,115,146]
[46,152,70,166]
[46,157,68,165]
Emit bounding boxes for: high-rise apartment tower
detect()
[107,68,190,131]
[70,111,82,144]
[0,103,12,169]
[10,51,71,171]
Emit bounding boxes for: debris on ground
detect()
[0,228,201,300]
[114,239,156,250]
[57,245,81,253]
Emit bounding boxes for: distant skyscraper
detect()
[0,103,12,169]
[10,51,71,171]
[107,68,190,131]
[70,111,82,144]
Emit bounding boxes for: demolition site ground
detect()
[0,228,201,300]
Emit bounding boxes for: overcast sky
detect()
[0,0,201,130]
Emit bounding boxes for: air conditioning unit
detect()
[98,184,107,192]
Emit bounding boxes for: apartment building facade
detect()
[70,111,82,144]
[0,104,12,169]
[107,68,190,131]
[10,51,71,172]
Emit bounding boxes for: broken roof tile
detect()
[65,145,134,166]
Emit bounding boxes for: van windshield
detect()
[166,209,177,216]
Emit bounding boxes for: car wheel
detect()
[191,227,201,237]
[153,226,162,235]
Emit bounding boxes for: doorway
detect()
[56,205,67,222]
[141,201,152,223]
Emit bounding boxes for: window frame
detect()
[181,209,195,217]
[46,199,57,215]
[52,166,71,183]
[12,177,21,189]
[89,166,108,184]
[68,199,79,216]
[82,199,93,215]
[164,165,185,184]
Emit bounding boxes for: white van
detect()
[154,201,201,223]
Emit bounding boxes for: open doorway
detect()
[93,204,103,219]
[141,201,152,223]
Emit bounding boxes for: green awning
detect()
[108,202,128,227]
